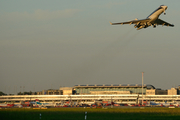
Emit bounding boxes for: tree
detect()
[17,92,23,95]
[17,91,33,95]
[0,91,6,96]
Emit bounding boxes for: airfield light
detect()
[85,112,87,120]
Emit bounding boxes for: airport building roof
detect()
[74,84,155,89]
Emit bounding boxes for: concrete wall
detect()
[60,87,73,95]
[62,90,72,95]
[168,88,178,95]
[146,89,156,95]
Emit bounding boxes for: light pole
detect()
[142,72,144,105]
[20,86,22,94]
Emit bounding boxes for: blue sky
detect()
[1,0,180,94]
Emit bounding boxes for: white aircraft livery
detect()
[110,5,174,30]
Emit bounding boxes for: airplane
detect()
[34,99,55,107]
[14,104,23,108]
[161,101,170,107]
[0,103,14,107]
[146,101,162,106]
[110,5,174,30]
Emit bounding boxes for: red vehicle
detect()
[169,104,174,107]
[63,105,68,107]
[114,104,120,106]
[105,104,111,106]
[91,104,96,107]
[21,101,30,107]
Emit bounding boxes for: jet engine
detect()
[134,22,141,28]
[144,24,149,28]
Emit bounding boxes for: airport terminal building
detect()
[34,84,170,96]
[0,84,180,105]
[74,84,156,95]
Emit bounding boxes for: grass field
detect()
[1,107,180,120]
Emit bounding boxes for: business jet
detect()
[110,5,174,30]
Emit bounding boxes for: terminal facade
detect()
[74,84,180,95]
[35,84,180,96]
[36,87,75,95]
[74,84,156,95]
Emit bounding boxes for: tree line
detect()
[0,91,37,95]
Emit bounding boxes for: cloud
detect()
[0,9,81,22]
[97,2,124,9]
[33,9,81,20]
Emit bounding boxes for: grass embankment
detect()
[1,107,180,120]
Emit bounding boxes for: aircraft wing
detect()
[155,19,174,27]
[110,18,150,25]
